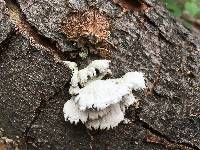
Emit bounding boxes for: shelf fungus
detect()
[63,60,146,130]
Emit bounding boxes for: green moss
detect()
[79,48,89,60]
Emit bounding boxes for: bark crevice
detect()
[135,109,200,150]
[4,0,66,62]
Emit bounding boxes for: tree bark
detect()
[0,0,200,149]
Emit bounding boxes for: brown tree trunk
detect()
[0,0,200,149]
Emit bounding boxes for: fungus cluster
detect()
[63,60,146,130]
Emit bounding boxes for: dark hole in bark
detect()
[125,0,142,8]
[114,0,149,12]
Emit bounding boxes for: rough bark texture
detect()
[0,0,200,149]
[0,0,12,43]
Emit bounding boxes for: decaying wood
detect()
[0,0,200,149]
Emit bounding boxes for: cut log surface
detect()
[0,0,200,149]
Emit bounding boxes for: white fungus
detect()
[63,60,146,130]
[86,103,124,130]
